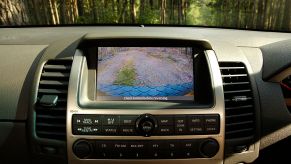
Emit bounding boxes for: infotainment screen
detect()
[96,47,194,101]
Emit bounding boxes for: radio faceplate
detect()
[73,139,219,159]
[67,49,225,164]
[72,114,220,136]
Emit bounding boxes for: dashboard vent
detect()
[281,75,291,112]
[35,59,72,141]
[219,62,255,142]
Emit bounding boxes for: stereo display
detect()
[96,47,194,101]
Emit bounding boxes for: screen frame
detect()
[78,38,214,109]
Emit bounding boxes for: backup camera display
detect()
[96,47,194,101]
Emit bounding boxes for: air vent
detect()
[281,75,291,112]
[219,62,255,143]
[35,59,72,141]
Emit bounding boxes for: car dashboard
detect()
[0,26,291,164]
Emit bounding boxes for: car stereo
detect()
[67,38,225,164]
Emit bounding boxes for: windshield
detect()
[0,0,290,32]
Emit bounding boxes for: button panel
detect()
[74,139,219,159]
[72,114,220,135]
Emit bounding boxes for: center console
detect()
[67,38,225,164]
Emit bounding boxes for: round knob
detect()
[199,139,219,158]
[135,114,157,136]
[73,140,92,159]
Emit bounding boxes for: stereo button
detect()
[73,126,101,135]
[175,116,186,124]
[157,126,174,135]
[148,141,167,150]
[175,126,187,134]
[113,142,128,149]
[167,151,178,158]
[120,126,136,135]
[188,125,205,134]
[128,142,147,152]
[180,140,200,158]
[188,115,204,125]
[181,140,196,149]
[156,116,174,125]
[175,116,187,134]
[150,150,178,159]
[205,124,219,134]
[141,121,153,132]
[184,150,199,158]
[168,141,179,150]
[102,115,119,126]
[120,115,137,125]
[95,141,114,150]
[102,126,119,135]
[136,114,157,136]
[205,115,219,124]
[150,151,162,159]
[72,114,101,126]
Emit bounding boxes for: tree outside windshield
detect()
[0,0,290,31]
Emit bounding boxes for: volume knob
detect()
[199,139,219,158]
[135,114,158,137]
[73,140,92,159]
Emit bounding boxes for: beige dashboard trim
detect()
[269,67,291,82]
[67,49,225,164]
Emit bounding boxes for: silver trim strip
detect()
[67,49,225,164]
